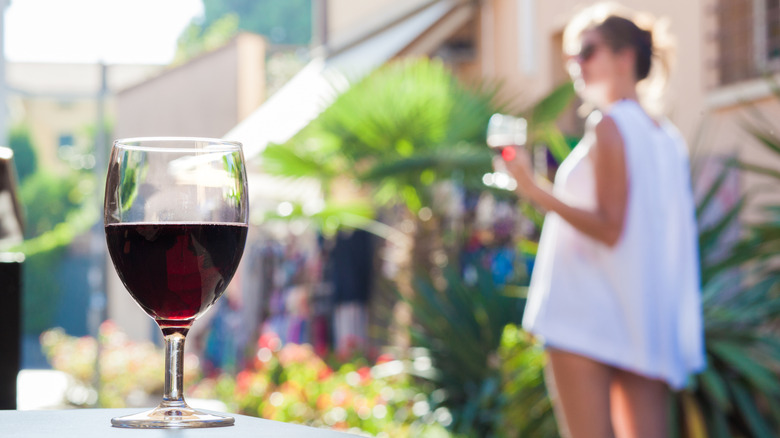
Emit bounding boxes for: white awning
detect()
[223,0,462,160]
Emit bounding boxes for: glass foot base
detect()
[111,405,235,428]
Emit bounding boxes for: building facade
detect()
[7,62,161,171]
[314,0,778,221]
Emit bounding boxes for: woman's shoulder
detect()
[586,111,625,156]
[585,103,636,137]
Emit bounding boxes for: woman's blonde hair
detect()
[563,2,675,115]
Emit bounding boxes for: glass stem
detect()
[162,330,188,408]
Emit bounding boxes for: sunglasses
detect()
[576,42,602,62]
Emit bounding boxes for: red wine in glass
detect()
[105,223,247,334]
[487,138,519,161]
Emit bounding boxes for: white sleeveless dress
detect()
[522,99,705,389]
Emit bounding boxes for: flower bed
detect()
[41,325,449,437]
[189,332,450,436]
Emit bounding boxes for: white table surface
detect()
[0,408,361,437]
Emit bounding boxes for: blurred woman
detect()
[497,4,705,438]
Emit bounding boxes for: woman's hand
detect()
[493,146,536,195]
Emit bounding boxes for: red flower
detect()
[318,367,334,381]
[375,353,394,364]
[99,320,117,334]
[257,332,282,352]
[357,366,371,383]
[236,370,253,394]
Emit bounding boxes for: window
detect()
[718,0,780,85]
[57,99,75,110]
[717,0,756,85]
[58,134,74,148]
[766,0,780,63]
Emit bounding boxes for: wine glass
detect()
[486,114,527,190]
[486,113,527,161]
[104,137,248,428]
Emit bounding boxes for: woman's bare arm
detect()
[502,116,628,246]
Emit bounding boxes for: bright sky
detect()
[4,0,204,64]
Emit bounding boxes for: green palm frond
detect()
[263,199,378,237]
[729,159,780,182]
[525,82,576,162]
[404,267,524,436]
[677,109,780,436]
[527,81,576,126]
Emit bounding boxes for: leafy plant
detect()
[199,0,312,45]
[404,267,524,437]
[175,14,240,64]
[499,324,557,437]
[9,123,37,183]
[18,172,93,240]
[15,171,97,333]
[671,119,780,438]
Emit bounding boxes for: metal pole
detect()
[88,62,107,338]
[86,63,108,405]
[312,0,328,54]
[94,63,107,181]
[0,0,9,146]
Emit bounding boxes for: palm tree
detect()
[261,57,574,354]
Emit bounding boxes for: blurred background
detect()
[1,0,780,437]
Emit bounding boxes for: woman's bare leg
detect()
[610,369,670,438]
[546,349,616,438]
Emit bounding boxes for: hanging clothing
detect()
[522,99,705,390]
[331,229,373,304]
[324,229,374,353]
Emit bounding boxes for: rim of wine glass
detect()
[114,137,243,152]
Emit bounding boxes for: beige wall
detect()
[326,0,432,51]
[115,33,266,139]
